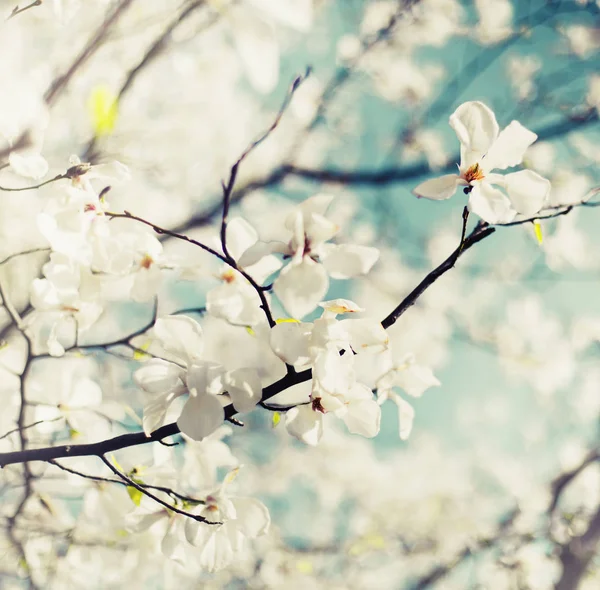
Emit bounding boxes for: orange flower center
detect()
[463,163,485,183]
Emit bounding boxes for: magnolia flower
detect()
[240,196,379,319]
[269,299,387,444]
[185,468,270,572]
[133,315,262,440]
[413,101,551,224]
[206,218,281,327]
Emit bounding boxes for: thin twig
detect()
[7,0,41,20]
[0,174,67,192]
[99,455,213,524]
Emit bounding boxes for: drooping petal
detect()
[342,384,381,438]
[198,529,235,572]
[468,182,516,224]
[177,393,225,441]
[230,497,271,538]
[482,121,537,172]
[500,169,551,216]
[237,240,289,269]
[396,395,415,441]
[412,174,460,200]
[285,404,323,446]
[274,258,329,319]
[394,356,441,398]
[450,101,499,170]
[313,348,354,396]
[153,315,204,365]
[321,244,379,279]
[269,321,313,368]
[224,368,262,413]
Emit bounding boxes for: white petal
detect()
[412,174,460,200]
[297,193,335,222]
[304,213,339,247]
[269,321,313,368]
[133,359,184,394]
[394,359,440,398]
[206,281,250,326]
[342,384,381,438]
[274,258,329,319]
[154,315,204,365]
[313,348,354,395]
[482,121,537,172]
[321,244,379,279]
[68,377,103,408]
[238,240,289,268]
[450,101,499,169]
[318,299,363,315]
[230,9,279,94]
[225,218,259,261]
[501,169,551,216]
[143,390,184,436]
[9,152,49,179]
[467,182,516,224]
[177,393,224,441]
[285,405,323,446]
[187,362,226,397]
[230,497,270,538]
[199,529,235,572]
[224,368,262,413]
[396,396,415,441]
[339,318,389,353]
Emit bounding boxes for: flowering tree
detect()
[1,0,600,588]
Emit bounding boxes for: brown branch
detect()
[99,455,213,524]
[382,214,495,330]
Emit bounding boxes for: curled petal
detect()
[468,182,516,224]
[450,101,499,169]
[482,120,537,172]
[412,174,460,200]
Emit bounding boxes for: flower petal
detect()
[274,258,329,319]
[396,396,415,441]
[501,169,551,216]
[450,101,499,170]
[177,393,224,441]
[342,384,381,438]
[285,405,323,446]
[224,368,262,413]
[321,244,379,279]
[269,321,313,368]
[412,174,460,200]
[133,359,185,394]
[230,497,270,538]
[482,121,537,172]
[154,315,204,365]
[468,182,516,224]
